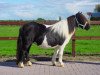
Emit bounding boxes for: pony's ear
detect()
[76,12,80,15]
[78,11,82,13]
[78,11,80,13]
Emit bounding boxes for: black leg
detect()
[17,39,31,64]
[16,49,25,64]
[16,36,24,65]
[24,44,32,62]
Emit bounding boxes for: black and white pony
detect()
[16,12,90,68]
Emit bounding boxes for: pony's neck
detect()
[51,20,69,38]
[67,15,76,34]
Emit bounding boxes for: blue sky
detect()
[0,0,99,20]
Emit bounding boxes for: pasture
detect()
[0,25,100,57]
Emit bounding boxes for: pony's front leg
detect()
[58,39,69,67]
[52,47,59,66]
[58,47,64,67]
[58,43,68,67]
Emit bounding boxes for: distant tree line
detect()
[0,20,32,22]
[0,18,46,22]
[0,16,62,22]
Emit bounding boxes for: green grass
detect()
[76,25,100,36]
[0,25,100,57]
[0,26,20,36]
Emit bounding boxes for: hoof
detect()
[52,61,57,66]
[58,62,64,67]
[18,62,24,68]
[52,63,56,66]
[59,64,64,67]
[26,61,32,66]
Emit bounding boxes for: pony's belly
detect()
[39,43,57,49]
[39,45,51,48]
[39,36,58,49]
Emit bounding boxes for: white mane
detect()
[44,24,53,28]
[51,20,69,38]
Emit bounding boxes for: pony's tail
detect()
[16,29,23,64]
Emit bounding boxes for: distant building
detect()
[87,12,100,21]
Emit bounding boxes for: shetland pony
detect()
[16,12,90,68]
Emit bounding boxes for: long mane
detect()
[50,20,68,38]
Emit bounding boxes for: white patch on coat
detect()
[51,20,68,38]
[44,24,53,28]
[39,36,58,48]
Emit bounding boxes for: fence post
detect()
[72,33,76,57]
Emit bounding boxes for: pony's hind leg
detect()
[16,36,25,68]
[17,50,25,68]
[17,36,32,68]
[17,43,32,67]
[24,44,32,66]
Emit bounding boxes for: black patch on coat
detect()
[17,21,47,63]
[46,28,66,47]
[20,21,47,46]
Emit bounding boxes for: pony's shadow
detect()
[0,56,100,68]
[0,59,18,68]
[31,56,53,66]
[65,61,100,65]
[32,56,100,66]
[32,55,52,61]
[0,56,52,68]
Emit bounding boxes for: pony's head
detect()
[75,12,90,30]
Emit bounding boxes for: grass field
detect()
[0,25,100,57]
